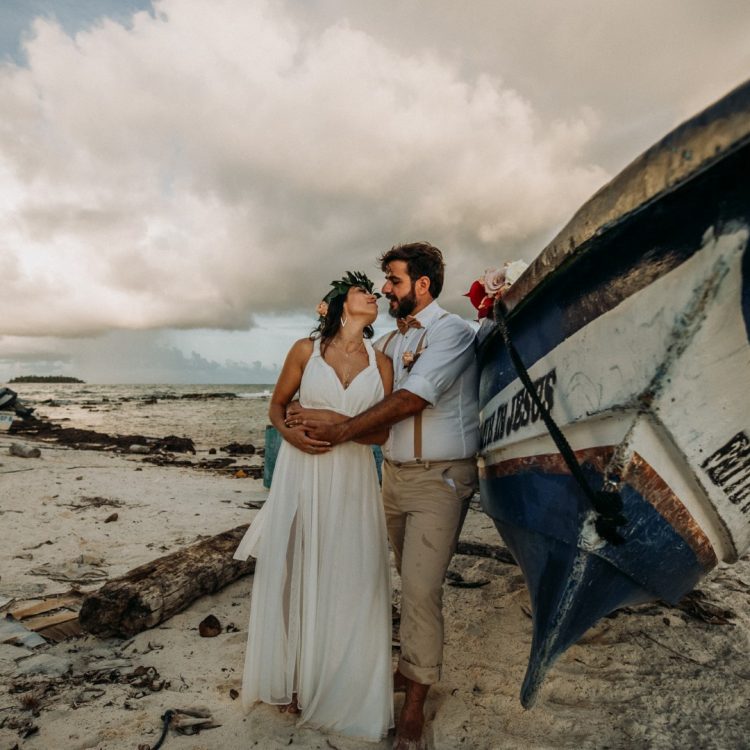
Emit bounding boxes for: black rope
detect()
[148,709,174,750]
[493,300,627,545]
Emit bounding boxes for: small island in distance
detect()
[9,375,85,384]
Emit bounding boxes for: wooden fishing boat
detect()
[477,79,750,708]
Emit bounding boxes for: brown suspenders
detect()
[382,312,449,461]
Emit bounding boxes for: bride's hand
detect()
[282,423,332,454]
[286,402,345,426]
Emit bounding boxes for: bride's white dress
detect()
[233,338,393,741]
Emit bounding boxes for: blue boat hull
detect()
[480,456,711,706]
[477,81,750,706]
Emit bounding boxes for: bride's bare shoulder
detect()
[374,348,393,372]
[292,337,315,350]
[288,338,315,360]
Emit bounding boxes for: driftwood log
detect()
[79,524,254,638]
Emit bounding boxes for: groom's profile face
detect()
[382,260,417,318]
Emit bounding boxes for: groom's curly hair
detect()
[379,241,445,298]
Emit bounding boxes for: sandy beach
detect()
[1,430,749,750]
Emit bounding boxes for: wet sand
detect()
[1,434,749,749]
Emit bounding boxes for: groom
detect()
[302,242,479,749]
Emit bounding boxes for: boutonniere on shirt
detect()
[402,350,419,371]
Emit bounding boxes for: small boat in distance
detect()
[477,79,750,707]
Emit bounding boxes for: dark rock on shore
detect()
[154,435,196,454]
[9,417,195,454]
[179,392,237,400]
[219,442,255,456]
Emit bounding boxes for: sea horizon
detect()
[7,382,275,451]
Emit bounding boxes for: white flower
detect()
[504,260,529,286]
[482,268,507,294]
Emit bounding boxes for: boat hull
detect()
[478,82,750,705]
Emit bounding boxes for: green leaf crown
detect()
[322,271,381,307]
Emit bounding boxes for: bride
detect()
[234,271,394,741]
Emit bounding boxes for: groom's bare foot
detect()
[278,694,300,714]
[393,679,429,749]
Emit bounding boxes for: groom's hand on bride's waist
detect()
[301,419,345,445]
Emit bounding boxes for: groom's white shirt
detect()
[376,300,479,462]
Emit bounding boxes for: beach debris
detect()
[180,391,236,400]
[22,539,55,551]
[129,444,151,454]
[455,540,517,566]
[670,589,736,625]
[243,500,265,509]
[104,512,119,523]
[79,524,255,637]
[198,615,222,637]
[10,416,196,454]
[220,442,256,456]
[234,469,248,478]
[445,570,491,588]
[3,715,38,739]
[64,495,123,511]
[0,386,35,418]
[155,435,195,453]
[71,687,106,707]
[8,592,83,642]
[8,442,41,459]
[30,554,109,585]
[171,706,220,734]
[140,706,221,749]
[1,614,47,649]
[209,448,217,454]
[127,665,167,694]
[14,653,73,678]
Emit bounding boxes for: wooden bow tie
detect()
[396,315,423,334]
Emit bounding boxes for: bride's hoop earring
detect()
[341,315,348,327]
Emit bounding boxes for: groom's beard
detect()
[387,285,417,318]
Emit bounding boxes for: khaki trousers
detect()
[382,457,478,685]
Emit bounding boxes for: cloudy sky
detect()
[1,0,748,383]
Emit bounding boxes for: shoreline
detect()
[1,434,749,749]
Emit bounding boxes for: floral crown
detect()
[316,271,381,320]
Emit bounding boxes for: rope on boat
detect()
[494,300,628,545]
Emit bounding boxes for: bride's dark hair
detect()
[312,292,374,354]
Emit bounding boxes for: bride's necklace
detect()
[330,337,366,388]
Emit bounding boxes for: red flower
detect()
[464,279,492,319]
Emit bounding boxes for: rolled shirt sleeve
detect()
[398,315,476,406]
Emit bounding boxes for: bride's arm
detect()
[270,339,332,455]
[353,351,393,445]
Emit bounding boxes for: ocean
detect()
[8,382,274,453]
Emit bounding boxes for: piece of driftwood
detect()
[455,541,517,566]
[9,592,83,642]
[79,524,254,638]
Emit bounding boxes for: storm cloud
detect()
[0,0,612,338]
[0,0,748,380]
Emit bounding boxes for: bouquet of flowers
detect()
[465,260,528,319]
